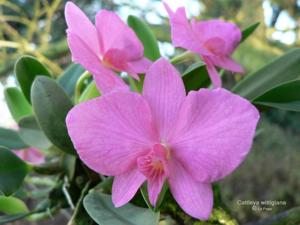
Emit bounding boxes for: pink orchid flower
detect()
[15,147,44,165]
[164,3,244,88]
[65,2,151,94]
[66,58,259,220]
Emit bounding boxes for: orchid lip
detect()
[137,144,170,180]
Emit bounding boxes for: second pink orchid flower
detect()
[65,2,151,94]
[165,3,244,88]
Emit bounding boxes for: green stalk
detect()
[170,51,196,64]
[74,71,91,103]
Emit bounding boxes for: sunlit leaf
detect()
[253,79,300,111]
[0,196,29,215]
[232,48,300,100]
[241,22,260,42]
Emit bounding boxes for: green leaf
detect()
[253,79,300,111]
[4,87,32,122]
[140,184,153,210]
[0,147,30,196]
[58,64,85,97]
[0,212,31,225]
[62,154,77,180]
[182,61,210,91]
[0,127,28,149]
[128,15,160,61]
[232,48,300,100]
[83,191,159,225]
[241,22,260,42]
[31,76,75,155]
[94,177,113,193]
[15,55,51,102]
[79,81,100,103]
[0,196,29,215]
[18,116,52,150]
[140,182,168,212]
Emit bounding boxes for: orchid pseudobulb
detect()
[164,3,244,88]
[66,58,259,220]
[65,2,151,94]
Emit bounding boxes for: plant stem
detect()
[32,160,63,175]
[75,71,92,103]
[170,51,196,64]
[67,181,91,225]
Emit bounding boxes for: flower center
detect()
[137,144,170,180]
[101,49,128,71]
[102,58,114,69]
[203,37,225,56]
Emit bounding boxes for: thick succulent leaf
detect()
[4,87,32,122]
[0,196,29,215]
[253,79,300,111]
[31,76,75,154]
[232,48,300,100]
[241,22,260,42]
[0,127,28,150]
[128,15,160,61]
[182,61,210,91]
[15,55,51,102]
[58,64,85,97]
[83,190,159,225]
[0,147,30,196]
[18,116,52,150]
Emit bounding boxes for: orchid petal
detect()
[143,58,185,141]
[102,48,140,80]
[103,48,128,71]
[170,88,259,182]
[66,92,159,176]
[203,57,222,88]
[92,69,129,95]
[67,33,128,94]
[112,168,146,207]
[210,56,244,73]
[65,2,100,55]
[191,19,241,55]
[168,159,213,220]
[95,10,143,60]
[66,32,101,75]
[148,176,165,206]
[164,3,211,56]
[127,57,152,74]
